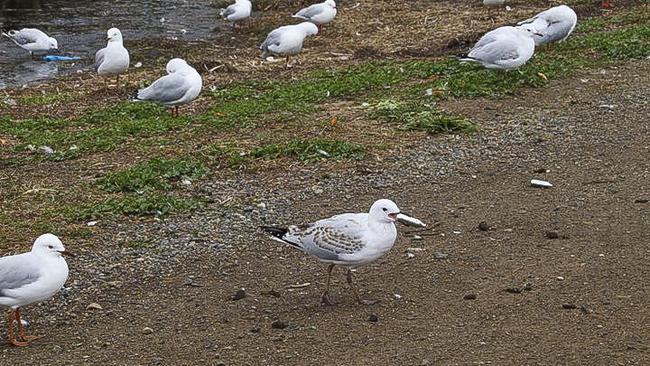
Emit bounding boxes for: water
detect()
[0,0,221,89]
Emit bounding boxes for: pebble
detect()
[231,289,246,301]
[433,252,448,260]
[478,221,490,231]
[545,230,560,239]
[463,293,477,300]
[271,320,287,329]
[142,327,154,334]
[412,235,423,240]
[557,276,565,281]
[505,287,522,294]
[86,303,103,310]
[368,314,379,322]
[562,303,577,309]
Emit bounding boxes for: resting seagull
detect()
[293,0,337,26]
[134,58,203,117]
[517,5,577,46]
[459,26,540,71]
[1,28,58,58]
[260,22,318,68]
[0,234,73,347]
[263,199,412,305]
[220,0,252,30]
[94,28,130,84]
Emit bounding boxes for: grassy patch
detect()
[66,194,206,220]
[206,137,366,166]
[20,92,75,106]
[98,157,206,193]
[369,99,476,134]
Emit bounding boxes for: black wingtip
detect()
[260,225,289,238]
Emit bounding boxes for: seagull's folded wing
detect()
[137,73,189,104]
[0,255,41,296]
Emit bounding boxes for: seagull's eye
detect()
[48,245,54,249]
[382,208,387,212]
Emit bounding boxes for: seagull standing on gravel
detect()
[1,28,58,58]
[260,22,319,68]
[94,28,130,83]
[263,199,409,306]
[220,0,252,30]
[134,58,203,117]
[293,0,337,26]
[459,26,540,71]
[0,234,73,347]
[517,5,577,46]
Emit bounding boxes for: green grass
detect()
[20,92,75,106]
[98,157,207,193]
[369,99,476,134]
[65,194,206,220]
[206,137,366,166]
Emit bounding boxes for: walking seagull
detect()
[263,199,421,305]
[0,234,73,347]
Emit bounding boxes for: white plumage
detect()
[517,5,578,45]
[293,0,337,25]
[1,28,58,57]
[460,26,538,71]
[0,234,72,347]
[220,0,252,27]
[260,22,319,67]
[94,28,130,77]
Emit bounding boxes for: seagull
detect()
[1,28,58,58]
[517,5,577,46]
[293,0,337,26]
[94,28,130,84]
[260,22,319,68]
[0,234,73,347]
[220,0,252,30]
[459,26,540,71]
[263,199,407,306]
[134,58,203,117]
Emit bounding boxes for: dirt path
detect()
[1,63,649,366]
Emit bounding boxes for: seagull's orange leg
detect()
[15,308,40,342]
[7,310,28,347]
[320,263,336,306]
[346,269,378,305]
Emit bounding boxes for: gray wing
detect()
[260,28,285,52]
[94,47,106,71]
[137,73,189,104]
[0,254,41,296]
[544,20,575,43]
[469,39,520,62]
[294,4,323,20]
[284,213,368,261]
[3,29,41,46]
[221,4,236,18]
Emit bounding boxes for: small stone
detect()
[311,186,324,195]
[433,252,448,260]
[271,320,287,329]
[86,221,98,227]
[634,198,648,203]
[412,235,423,240]
[557,276,565,281]
[406,252,416,259]
[243,207,254,213]
[545,230,560,239]
[478,222,490,231]
[86,303,103,310]
[231,289,246,301]
[505,287,522,294]
[142,327,154,334]
[262,289,281,298]
[256,202,267,210]
[368,314,379,322]
[463,293,477,300]
[562,303,577,309]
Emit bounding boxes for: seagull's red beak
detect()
[58,250,75,257]
[388,212,399,221]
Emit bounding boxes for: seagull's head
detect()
[299,22,319,36]
[32,233,74,258]
[166,58,188,73]
[518,24,543,38]
[325,0,336,8]
[106,28,123,42]
[370,199,401,223]
[48,37,58,50]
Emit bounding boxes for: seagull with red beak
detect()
[0,234,73,346]
[263,199,418,306]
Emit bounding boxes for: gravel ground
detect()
[1,58,647,365]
